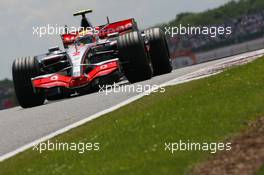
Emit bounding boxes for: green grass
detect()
[255,166,264,175]
[1,58,264,175]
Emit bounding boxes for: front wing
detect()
[32,60,119,89]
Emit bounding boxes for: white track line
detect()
[1,50,263,162]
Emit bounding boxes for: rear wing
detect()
[97,18,138,39]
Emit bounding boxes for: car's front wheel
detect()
[117,31,153,83]
[144,28,172,75]
[12,57,45,108]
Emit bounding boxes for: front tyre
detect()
[144,28,172,75]
[12,57,45,108]
[117,31,153,83]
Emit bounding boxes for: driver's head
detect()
[78,29,93,38]
[76,29,94,45]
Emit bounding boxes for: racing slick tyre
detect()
[12,57,45,108]
[144,28,172,75]
[117,31,153,83]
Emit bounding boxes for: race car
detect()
[12,9,172,108]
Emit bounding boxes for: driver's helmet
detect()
[76,29,94,45]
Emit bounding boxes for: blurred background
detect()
[1,0,263,109]
[166,0,264,68]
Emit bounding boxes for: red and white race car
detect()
[12,9,172,108]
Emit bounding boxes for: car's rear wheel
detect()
[144,28,172,75]
[117,31,153,83]
[12,57,45,108]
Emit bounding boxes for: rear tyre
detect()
[117,31,153,83]
[12,57,45,108]
[144,28,172,75]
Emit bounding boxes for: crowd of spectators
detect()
[168,11,264,53]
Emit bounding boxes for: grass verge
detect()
[1,58,264,175]
[255,166,264,175]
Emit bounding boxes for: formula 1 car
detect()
[12,9,172,108]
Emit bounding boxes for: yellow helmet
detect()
[78,29,93,38]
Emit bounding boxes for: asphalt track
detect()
[0,49,264,161]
